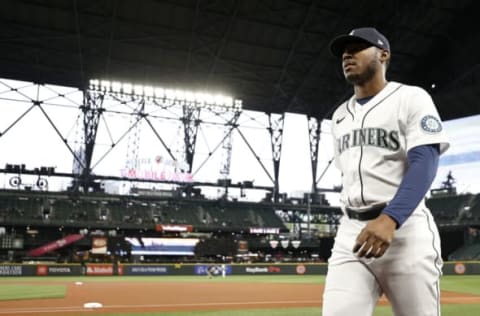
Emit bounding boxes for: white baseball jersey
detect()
[331,81,449,209]
[323,82,450,316]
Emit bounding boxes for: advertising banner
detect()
[243,266,278,274]
[443,262,480,275]
[86,264,113,276]
[0,265,23,276]
[120,155,193,182]
[249,227,280,234]
[27,234,84,257]
[124,237,199,256]
[231,263,327,275]
[122,265,169,275]
[36,265,81,276]
[194,264,231,276]
[0,263,336,277]
[237,240,248,254]
[91,237,108,254]
[155,225,193,232]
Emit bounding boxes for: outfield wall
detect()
[0,262,479,276]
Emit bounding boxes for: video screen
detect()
[124,237,199,256]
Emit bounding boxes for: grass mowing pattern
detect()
[441,275,480,295]
[0,284,66,301]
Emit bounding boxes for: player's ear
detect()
[379,50,390,63]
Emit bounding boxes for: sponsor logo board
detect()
[36,265,48,276]
[245,267,269,274]
[194,265,231,276]
[126,265,169,275]
[296,264,306,275]
[86,264,113,276]
[454,263,466,275]
[0,265,22,276]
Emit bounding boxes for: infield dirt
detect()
[0,281,479,315]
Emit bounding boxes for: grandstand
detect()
[448,242,480,261]
[0,187,302,262]
[427,193,476,223]
[427,193,480,226]
[2,183,480,263]
[470,195,480,221]
[0,189,290,231]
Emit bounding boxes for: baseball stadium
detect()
[0,1,479,316]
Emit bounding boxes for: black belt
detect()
[345,203,387,221]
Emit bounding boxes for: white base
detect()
[83,302,103,309]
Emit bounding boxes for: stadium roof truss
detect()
[0,78,334,200]
[0,0,479,200]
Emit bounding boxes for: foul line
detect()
[0,299,321,314]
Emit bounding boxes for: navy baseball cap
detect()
[329,27,390,57]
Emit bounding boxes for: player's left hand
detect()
[353,214,397,259]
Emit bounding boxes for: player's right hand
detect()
[353,214,396,258]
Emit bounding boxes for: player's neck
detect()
[353,75,388,99]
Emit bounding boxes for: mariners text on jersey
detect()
[336,127,400,154]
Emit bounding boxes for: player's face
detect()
[342,42,382,85]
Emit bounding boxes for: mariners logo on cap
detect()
[421,115,442,133]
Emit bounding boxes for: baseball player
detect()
[322,27,450,316]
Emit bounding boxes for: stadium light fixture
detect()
[88,79,242,111]
[154,87,165,98]
[165,89,176,100]
[144,86,154,97]
[133,84,143,95]
[123,83,133,94]
[100,80,111,91]
[111,81,122,93]
[89,79,100,90]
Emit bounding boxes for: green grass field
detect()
[0,284,66,301]
[0,275,479,315]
